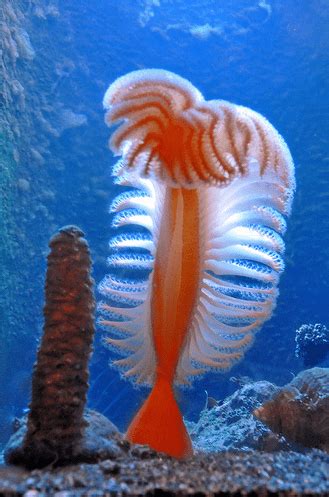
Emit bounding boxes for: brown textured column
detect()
[9,226,95,467]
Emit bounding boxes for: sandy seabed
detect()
[0,445,328,497]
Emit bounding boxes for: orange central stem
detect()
[151,187,200,382]
[126,187,200,458]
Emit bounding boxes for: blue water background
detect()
[1,0,329,442]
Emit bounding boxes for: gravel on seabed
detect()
[0,445,328,497]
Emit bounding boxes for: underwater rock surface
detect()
[254,367,329,452]
[0,446,328,497]
[2,371,328,496]
[190,369,329,454]
[188,380,292,452]
[4,409,123,468]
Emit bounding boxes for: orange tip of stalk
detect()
[125,377,193,459]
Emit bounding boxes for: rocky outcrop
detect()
[254,367,329,452]
[188,380,293,452]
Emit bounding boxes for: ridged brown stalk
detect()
[8,226,95,468]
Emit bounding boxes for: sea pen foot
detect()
[126,377,193,459]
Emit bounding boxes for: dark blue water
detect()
[1,0,328,444]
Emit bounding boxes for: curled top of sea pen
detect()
[104,69,294,188]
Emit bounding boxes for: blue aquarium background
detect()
[0,0,328,449]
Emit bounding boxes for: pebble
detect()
[23,491,40,497]
[17,178,30,191]
[100,459,120,475]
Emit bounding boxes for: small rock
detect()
[100,459,120,475]
[23,490,39,497]
[17,178,30,191]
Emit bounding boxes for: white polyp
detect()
[112,212,154,232]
